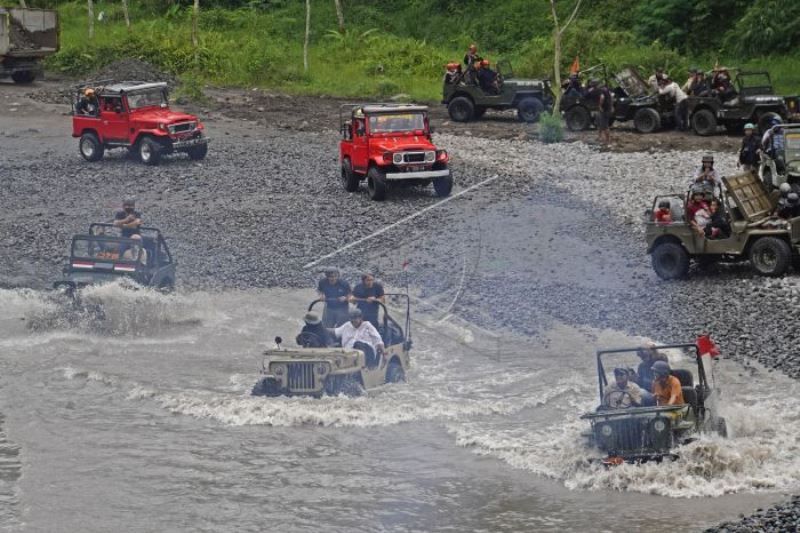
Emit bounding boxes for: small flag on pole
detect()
[569,56,580,75]
[696,334,720,358]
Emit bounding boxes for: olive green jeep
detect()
[646,171,800,278]
[442,61,554,123]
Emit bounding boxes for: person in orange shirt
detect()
[651,361,684,406]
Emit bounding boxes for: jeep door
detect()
[99,95,129,143]
[352,118,369,174]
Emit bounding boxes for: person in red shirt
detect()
[654,200,672,225]
[686,189,709,222]
[651,361,684,406]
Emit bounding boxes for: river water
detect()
[0,285,796,532]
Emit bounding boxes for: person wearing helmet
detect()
[738,122,760,173]
[651,361,684,406]
[691,155,720,197]
[654,200,673,225]
[334,308,385,368]
[775,184,795,218]
[563,73,583,98]
[463,43,482,85]
[687,187,709,224]
[113,198,143,238]
[76,87,99,116]
[477,59,500,94]
[635,343,668,392]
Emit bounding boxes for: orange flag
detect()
[569,56,580,74]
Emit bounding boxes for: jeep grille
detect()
[395,151,435,164]
[596,418,655,453]
[287,362,317,391]
[169,122,196,134]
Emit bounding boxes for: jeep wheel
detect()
[433,173,453,198]
[757,111,781,134]
[633,107,662,134]
[11,70,35,84]
[517,97,544,123]
[367,166,388,201]
[691,109,717,136]
[79,132,104,162]
[565,105,591,131]
[341,158,359,192]
[749,237,790,276]
[138,137,162,166]
[385,361,406,384]
[651,242,690,279]
[187,143,208,161]
[448,96,474,122]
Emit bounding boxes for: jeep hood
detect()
[130,108,198,124]
[369,137,436,152]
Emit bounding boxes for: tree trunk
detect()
[550,1,562,113]
[121,0,131,32]
[192,0,200,49]
[18,0,27,8]
[88,0,94,40]
[303,0,311,72]
[333,0,345,32]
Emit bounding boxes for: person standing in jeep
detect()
[317,268,351,328]
[658,76,689,130]
[113,199,144,237]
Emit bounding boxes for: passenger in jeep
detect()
[687,189,709,222]
[121,234,148,265]
[113,199,144,237]
[704,199,731,239]
[690,155,720,197]
[636,343,668,392]
[477,60,500,94]
[652,361,684,406]
[76,88,99,116]
[654,200,673,224]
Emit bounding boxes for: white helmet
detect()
[780,183,791,194]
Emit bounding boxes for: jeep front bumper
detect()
[172,136,209,150]
[384,169,451,181]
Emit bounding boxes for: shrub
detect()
[538,111,564,144]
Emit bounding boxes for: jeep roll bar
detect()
[308,292,412,345]
[595,342,706,403]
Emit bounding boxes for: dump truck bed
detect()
[0,8,59,57]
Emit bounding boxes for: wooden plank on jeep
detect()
[723,172,772,222]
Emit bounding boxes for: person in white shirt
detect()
[334,309,385,368]
[658,77,688,130]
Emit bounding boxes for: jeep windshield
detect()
[369,113,426,134]
[127,88,168,110]
[71,237,143,264]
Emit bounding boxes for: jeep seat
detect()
[682,386,698,409]
[671,368,694,387]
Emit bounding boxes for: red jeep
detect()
[72,81,208,165]
[339,104,452,201]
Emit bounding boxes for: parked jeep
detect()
[561,65,675,133]
[760,123,800,189]
[442,61,554,123]
[252,296,411,397]
[686,70,793,136]
[581,339,726,464]
[339,103,452,201]
[72,81,209,165]
[53,223,176,293]
[646,171,800,279]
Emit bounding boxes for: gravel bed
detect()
[2,97,800,529]
[706,495,800,532]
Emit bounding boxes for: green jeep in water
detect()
[442,61,554,123]
[646,172,800,279]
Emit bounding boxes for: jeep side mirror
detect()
[275,336,282,346]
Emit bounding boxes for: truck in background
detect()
[0,7,58,84]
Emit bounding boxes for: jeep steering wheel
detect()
[605,390,635,409]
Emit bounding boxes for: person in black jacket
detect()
[296,312,334,347]
[704,199,731,239]
[738,123,760,173]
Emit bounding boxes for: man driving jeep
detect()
[296,311,333,348]
[603,368,645,408]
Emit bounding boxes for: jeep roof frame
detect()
[338,103,429,128]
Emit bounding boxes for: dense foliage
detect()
[5,0,796,99]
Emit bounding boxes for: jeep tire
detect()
[651,242,690,279]
[138,136,162,166]
[565,105,591,131]
[749,236,790,276]
[341,157,359,192]
[433,173,453,197]
[367,166,388,201]
[691,109,717,136]
[79,132,104,162]
[385,361,406,384]
[517,97,544,123]
[187,143,208,161]
[633,107,662,134]
[11,70,35,84]
[448,96,474,122]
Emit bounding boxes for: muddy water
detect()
[0,286,794,532]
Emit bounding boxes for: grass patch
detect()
[537,112,564,144]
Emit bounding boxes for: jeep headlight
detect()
[270,363,285,376]
[393,153,403,165]
[652,418,667,432]
[425,150,435,163]
[314,363,330,375]
[599,424,614,437]
[159,123,167,131]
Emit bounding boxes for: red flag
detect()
[569,56,580,75]
[696,334,720,358]
[402,259,410,270]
